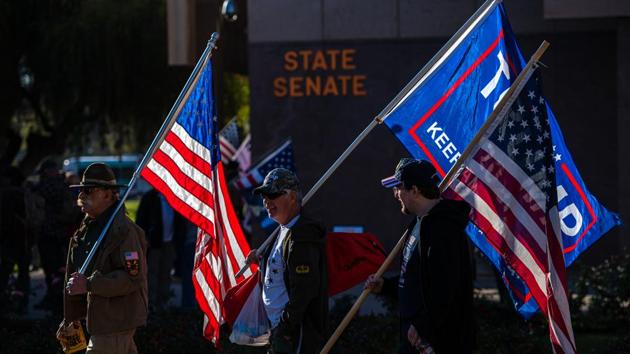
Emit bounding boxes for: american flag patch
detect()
[124,251,139,260]
[381,175,401,188]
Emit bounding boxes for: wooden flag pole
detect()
[319,40,550,354]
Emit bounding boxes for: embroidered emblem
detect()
[124,251,140,276]
[295,265,310,274]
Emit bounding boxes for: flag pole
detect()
[78,33,220,274]
[377,0,502,121]
[232,134,251,161]
[234,0,502,278]
[319,40,551,354]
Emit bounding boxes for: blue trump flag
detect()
[382,2,621,318]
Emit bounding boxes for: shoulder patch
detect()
[124,251,140,276]
[295,265,310,274]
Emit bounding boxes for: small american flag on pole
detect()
[233,139,294,191]
[140,53,253,344]
[443,71,576,353]
[219,118,240,161]
[233,133,252,175]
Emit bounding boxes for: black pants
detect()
[267,326,294,354]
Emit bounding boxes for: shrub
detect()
[571,251,630,332]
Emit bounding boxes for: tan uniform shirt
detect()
[64,206,149,335]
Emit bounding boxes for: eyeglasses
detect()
[79,187,94,195]
[262,191,286,200]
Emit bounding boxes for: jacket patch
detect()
[124,251,140,276]
[295,265,310,274]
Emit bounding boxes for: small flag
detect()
[219,118,240,161]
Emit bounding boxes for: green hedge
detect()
[571,251,630,332]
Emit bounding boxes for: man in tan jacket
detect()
[61,162,148,354]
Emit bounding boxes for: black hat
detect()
[69,162,126,189]
[381,158,440,189]
[252,168,299,195]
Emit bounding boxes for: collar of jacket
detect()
[76,203,128,246]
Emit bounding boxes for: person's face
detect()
[77,187,113,217]
[262,190,299,225]
[393,184,416,215]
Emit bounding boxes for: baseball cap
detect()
[252,168,299,195]
[381,158,440,189]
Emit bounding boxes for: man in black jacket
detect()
[247,168,327,354]
[136,188,186,310]
[366,158,474,354]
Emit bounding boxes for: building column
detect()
[618,18,630,248]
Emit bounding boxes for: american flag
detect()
[233,139,295,191]
[219,118,240,161]
[443,72,576,353]
[139,58,253,344]
[234,133,252,176]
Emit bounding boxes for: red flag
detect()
[224,271,260,326]
[327,232,386,296]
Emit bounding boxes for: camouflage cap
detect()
[252,168,299,195]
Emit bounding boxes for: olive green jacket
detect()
[63,207,148,335]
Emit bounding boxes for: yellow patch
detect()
[125,259,140,276]
[295,265,310,274]
[124,251,140,276]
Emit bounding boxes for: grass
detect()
[125,198,140,221]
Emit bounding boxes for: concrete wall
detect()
[618,19,630,250]
[248,0,618,43]
[544,0,630,19]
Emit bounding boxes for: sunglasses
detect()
[262,191,286,200]
[80,187,105,195]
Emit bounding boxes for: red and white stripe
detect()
[234,169,264,191]
[141,121,254,344]
[444,138,576,354]
[220,136,237,161]
[234,134,252,175]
